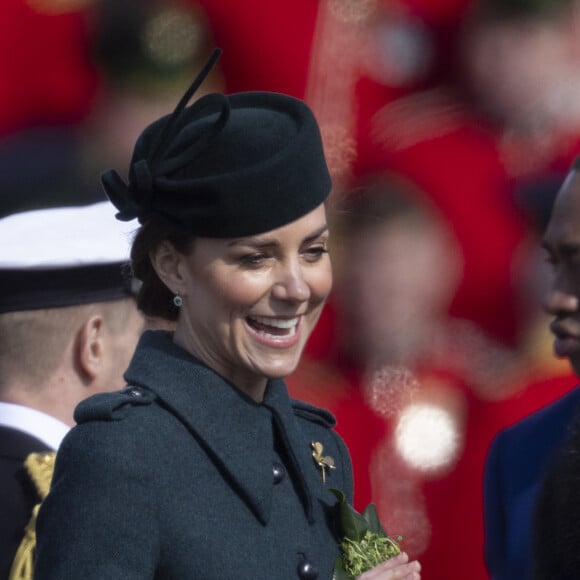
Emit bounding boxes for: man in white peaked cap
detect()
[0,202,144,579]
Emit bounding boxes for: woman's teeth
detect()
[248,316,299,336]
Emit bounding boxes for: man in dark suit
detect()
[0,202,144,579]
[484,159,580,580]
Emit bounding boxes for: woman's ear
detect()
[149,240,186,296]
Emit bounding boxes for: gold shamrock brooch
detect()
[311,441,336,484]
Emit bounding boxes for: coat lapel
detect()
[262,382,318,522]
[124,331,277,525]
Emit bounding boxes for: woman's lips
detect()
[245,315,301,347]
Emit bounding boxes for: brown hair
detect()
[130,215,194,321]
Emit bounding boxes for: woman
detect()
[34,50,421,580]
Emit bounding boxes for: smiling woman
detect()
[33,49,421,580]
[148,205,332,402]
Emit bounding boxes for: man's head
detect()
[542,162,580,375]
[0,203,144,425]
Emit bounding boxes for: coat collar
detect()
[124,330,315,525]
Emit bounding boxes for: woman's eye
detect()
[304,246,329,261]
[238,253,268,266]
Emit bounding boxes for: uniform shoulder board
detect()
[74,385,157,424]
[291,399,336,428]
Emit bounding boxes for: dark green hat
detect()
[101,50,331,237]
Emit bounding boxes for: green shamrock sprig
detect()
[330,488,403,579]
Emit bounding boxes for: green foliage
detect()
[330,488,402,579]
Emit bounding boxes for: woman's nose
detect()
[272,262,310,302]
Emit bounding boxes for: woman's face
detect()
[173,204,332,400]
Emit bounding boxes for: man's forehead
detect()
[560,169,580,192]
[551,172,580,216]
[544,173,580,245]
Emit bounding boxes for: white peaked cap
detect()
[0,201,137,268]
[0,202,140,313]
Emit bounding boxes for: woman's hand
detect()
[356,553,421,579]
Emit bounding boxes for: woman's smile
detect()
[245,315,302,346]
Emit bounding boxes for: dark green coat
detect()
[35,331,353,579]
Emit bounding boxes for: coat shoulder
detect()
[291,399,336,429]
[73,385,157,424]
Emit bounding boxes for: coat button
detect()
[297,557,318,579]
[272,462,286,484]
[128,387,143,397]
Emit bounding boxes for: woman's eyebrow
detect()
[227,224,329,248]
[305,224,330,242]
[227,238,278,249]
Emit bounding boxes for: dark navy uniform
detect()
[484,387,580,579]
[35,331,353,579]
[0,427,50,579]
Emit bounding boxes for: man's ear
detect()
[74,315,104,382]
[149,240,187,296]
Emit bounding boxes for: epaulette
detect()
[291,399,336,428]
[9,452,57,580]
[74,385,157,424]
